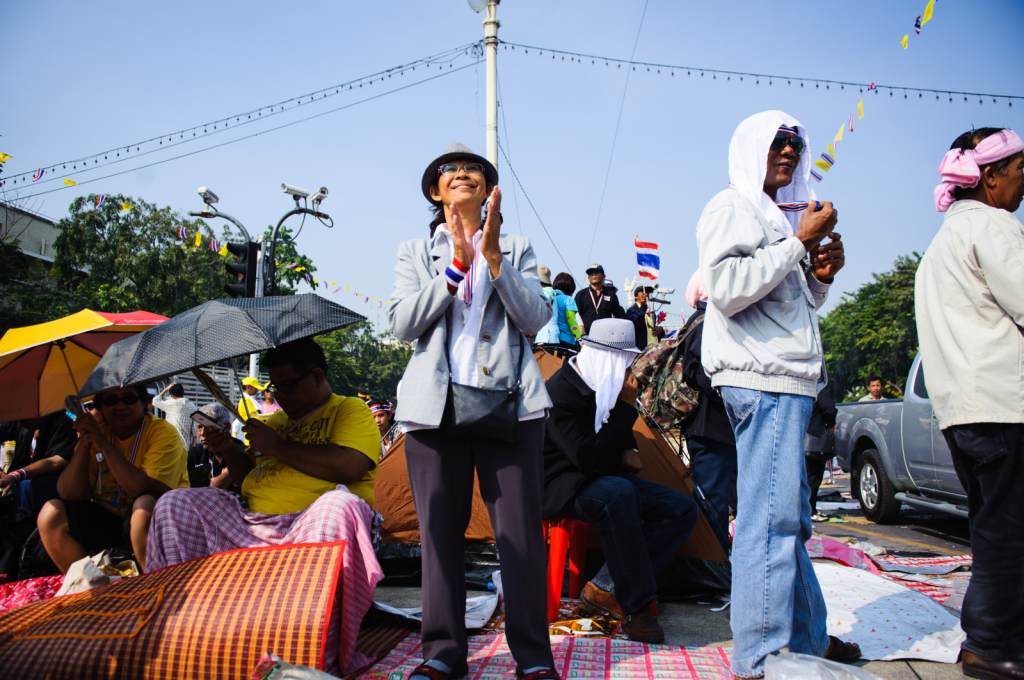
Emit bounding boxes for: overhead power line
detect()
[499,40,1023,104]
[15,61,482,200]
[3,42,481,187]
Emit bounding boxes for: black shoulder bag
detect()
[439,313,525,443]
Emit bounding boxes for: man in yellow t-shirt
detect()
[145,338,383,573]
[38,385,189,573]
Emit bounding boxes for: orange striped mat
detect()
[0,541,345,680]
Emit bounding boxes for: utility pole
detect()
[484,1,500,168]
[250,238,265,379]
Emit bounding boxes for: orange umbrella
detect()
[0,310,168,420]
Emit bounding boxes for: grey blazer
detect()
[388,229,554,427]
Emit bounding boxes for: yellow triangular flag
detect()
[0,153,11,164]
[373,297,380,300]
[330,281,337,286]
[826,143,836,160]
[218,244,228,256]
[858,99,865,120]
[64,178,79,186]
[814,160,832,173]
[121,203,133,212]
[901,34,908,49]
[921,0,934,26]
[194,232,202,248]
[314,277,318,285]
[835,124,844,143]
[295,266,305,272]
[345,285,349,290]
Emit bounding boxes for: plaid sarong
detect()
[146,486,383,673]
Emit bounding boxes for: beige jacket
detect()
[915,200,1024,429]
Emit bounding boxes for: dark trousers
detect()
[942,423,1024,662]
[405,420,553,673]
[686,436,737,551]
[12,474,61,518]
[558,472,698,615]
[805,456,827,514]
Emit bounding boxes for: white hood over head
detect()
[728,110,816,238]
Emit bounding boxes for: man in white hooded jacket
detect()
[696,111,858,678]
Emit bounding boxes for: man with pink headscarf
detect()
[916,127,1024,679]
[679,270,736,552]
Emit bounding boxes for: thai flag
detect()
[32,169,45,182]
[96,195,105,207]
[209,238,218,252]
[914,15,922,34]
[810,170,824,183]
[867,83,876,91]
[178,226,187,239]
[635,238,660,280]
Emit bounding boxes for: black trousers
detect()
[405,420,554,673]
[942,423,1024,662]
[804,456,827,515]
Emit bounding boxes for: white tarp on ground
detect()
[373,594,498,630]
[815,561,964,663]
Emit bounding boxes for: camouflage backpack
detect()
[630,314,704,431]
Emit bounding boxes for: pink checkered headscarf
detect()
[934,129,1024,212]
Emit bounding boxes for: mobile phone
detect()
[190,411,225,431]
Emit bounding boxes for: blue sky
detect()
[4,0,1023,330]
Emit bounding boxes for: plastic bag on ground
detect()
[247,653,336,679]
[491,569,504,611]
[765,652,883,680]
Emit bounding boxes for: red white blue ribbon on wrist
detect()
[776,201,822,212]
[9,469,26,482]
[445,257,470,295]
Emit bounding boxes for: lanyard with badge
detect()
[589,288,605,313]
[96,419,145,509]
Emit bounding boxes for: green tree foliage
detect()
[316,322,412,403]
[261,225,316,295]
[819,253,921,402]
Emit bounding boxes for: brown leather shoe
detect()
[580,582,624,619]
[824,636,862,664]
[963,651,1024,680]
[621,604,664,644]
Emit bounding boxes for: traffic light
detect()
[224,241,258,298]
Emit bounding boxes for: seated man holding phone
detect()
[186,403,244,492]
[38,385,189,573]
[146,337,384,571]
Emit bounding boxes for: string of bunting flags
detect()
[902,0,935,49]
[168,228,391,305]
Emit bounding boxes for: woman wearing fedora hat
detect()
[388,143,557,680]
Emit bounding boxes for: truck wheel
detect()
[856,449,901,524]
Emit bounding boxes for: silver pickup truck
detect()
[835,353,968,524]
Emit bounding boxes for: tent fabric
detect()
[0,542,348,679]
[372,351,727,565]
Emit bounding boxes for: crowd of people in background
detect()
[2,116,1022,680]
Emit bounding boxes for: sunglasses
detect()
[266,367,314,395]
[438,162,486,176]
[100,393,141,407]
[770,132,806,156]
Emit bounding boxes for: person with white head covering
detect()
[541,319,699,644]
[696,110,856,677]
[916,127,1024,679]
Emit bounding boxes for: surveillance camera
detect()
[197,187,219,204]
[281,183,310,199]
[310,187,328,204]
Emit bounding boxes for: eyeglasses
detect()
[770,132,806,156]
[100,393,141,407]
[438,162,486,176]
[266,367,314,395]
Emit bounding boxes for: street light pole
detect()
[484,1,500,168]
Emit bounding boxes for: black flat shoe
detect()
[963,651,1024,680]
[824,636,862,664]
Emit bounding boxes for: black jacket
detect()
[680,302,735,446]
[624,303,650,350]
[542,362,639,518]
[574,286,626,333]
[0,412,77,472]
[805,388,838,455]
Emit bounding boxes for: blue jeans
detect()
[686,436,736,552]
[722,387,828,678]
[559,473,699,615]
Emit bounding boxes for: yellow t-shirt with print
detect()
[242,394,380,515]
[87,414,190,517]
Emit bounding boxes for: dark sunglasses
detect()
[770,132,806,156]
[438,162,486,176]
[266,367,314,395]
[100,393,141,407]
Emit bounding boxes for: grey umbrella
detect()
[80,295,365,395]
